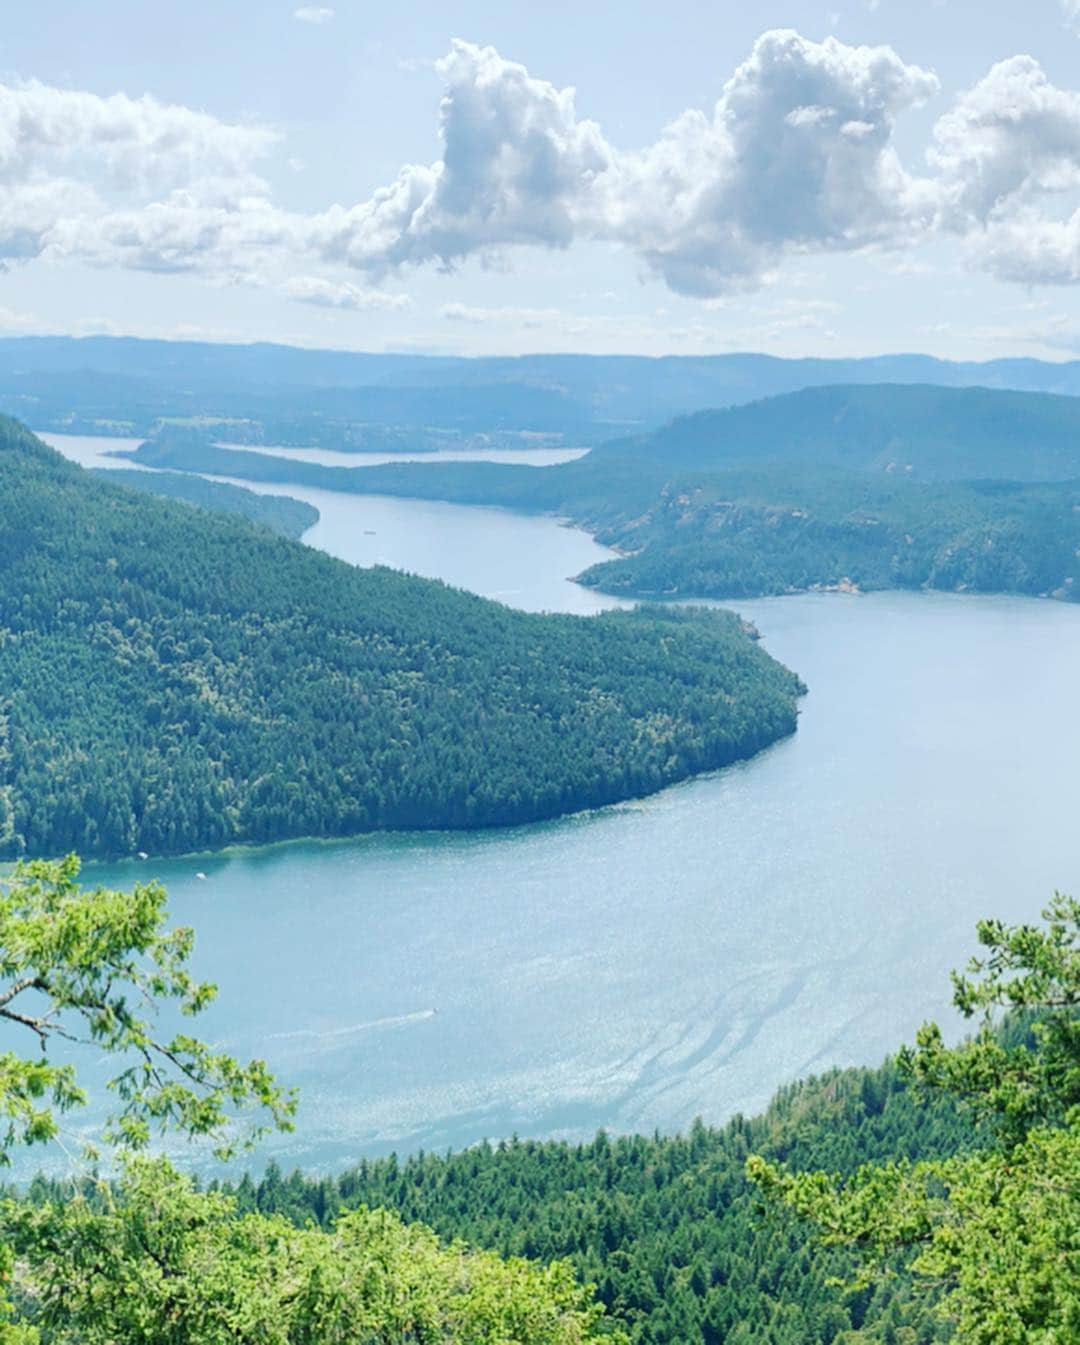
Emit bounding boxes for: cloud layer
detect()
[10,30,1080,305]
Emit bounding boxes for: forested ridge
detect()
[194,1058,976,1345]
[574,467,1080,600]
[17,1055,970,1344]
[3,863,1075,1343]
[0,418,802,859]
[94,468,319,539]
[130,384,1080,602]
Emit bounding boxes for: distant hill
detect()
[9,333,1080,447]
[128,382,1080,603]
[595,382,1080,481]
[0,418,802,859]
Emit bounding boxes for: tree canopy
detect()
[0,417,802,859]
[0,855,295,1164]
[95,469,319,541]
[0,862,618,1345]
[130,387,1080,605]
[4,1157,617,1345]
[748,895,1080,1344]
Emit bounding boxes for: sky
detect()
[7,2,1080,359]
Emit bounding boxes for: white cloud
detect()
[619,29,939,295]
[283,275,411,309]
[0,80,272,194]
[49,196,297,278]
[301,31,941,299]
[15,30,1080,306]
[931,56,1080,223]
[310,40,612,278]
[440,301,561,326]
[293,6,335,23]
[929,55,1080,282]
[0,78,275,265]
[966,209,1080,285]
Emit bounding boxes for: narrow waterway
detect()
[33,431,1080,1173]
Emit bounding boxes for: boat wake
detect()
[269,1008,437,1042]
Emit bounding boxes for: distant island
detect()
[127,383,1080,604]
[0,418,803,859]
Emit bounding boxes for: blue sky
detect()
[6,1,1080,358]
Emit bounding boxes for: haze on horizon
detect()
[8,1,1080,362]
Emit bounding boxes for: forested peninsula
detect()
[93,468,319,540]
[129,384,1080,602]
[0,418,802,859]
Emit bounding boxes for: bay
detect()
[32,431,1080,1173]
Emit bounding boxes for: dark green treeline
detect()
[0,418,802,859]
[215,1059,975,1345]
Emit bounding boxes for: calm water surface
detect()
[34,431,1080,1171]
[41,432,618,613]
[218,441,589,468]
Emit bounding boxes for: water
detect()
[40,432,620,613]
[217,442,589,468]
[30,432,1080,1172]
[36,433,587,471]
[38,432,150,470]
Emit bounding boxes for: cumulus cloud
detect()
[928,55,1080,282]
[51,196,296,276]
[0,78,275,264]
[293,6,335,22]
[0,80,273,189]
[13,31,1080,304]
[620,29,939,294]
[301,31,941,297]
[310,40,612,277]
[932,56,1080,223]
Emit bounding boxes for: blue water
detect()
[29,434,1080,1174]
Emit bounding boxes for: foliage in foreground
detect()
[211,1061,968,1345]
[0,856,295,1161]
[3,1157,615,1345]
[2,858,1073,1343]
[748,895,1080,1344]
[0,860,615,1344]
[0,856,296,1339]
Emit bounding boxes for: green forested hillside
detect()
[592,383,1080,482]
[216,1058,973,1345]
[0,418,802,859]
[94,468,319,539]
[126,384,1080,603]
[575,468,1080,600]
